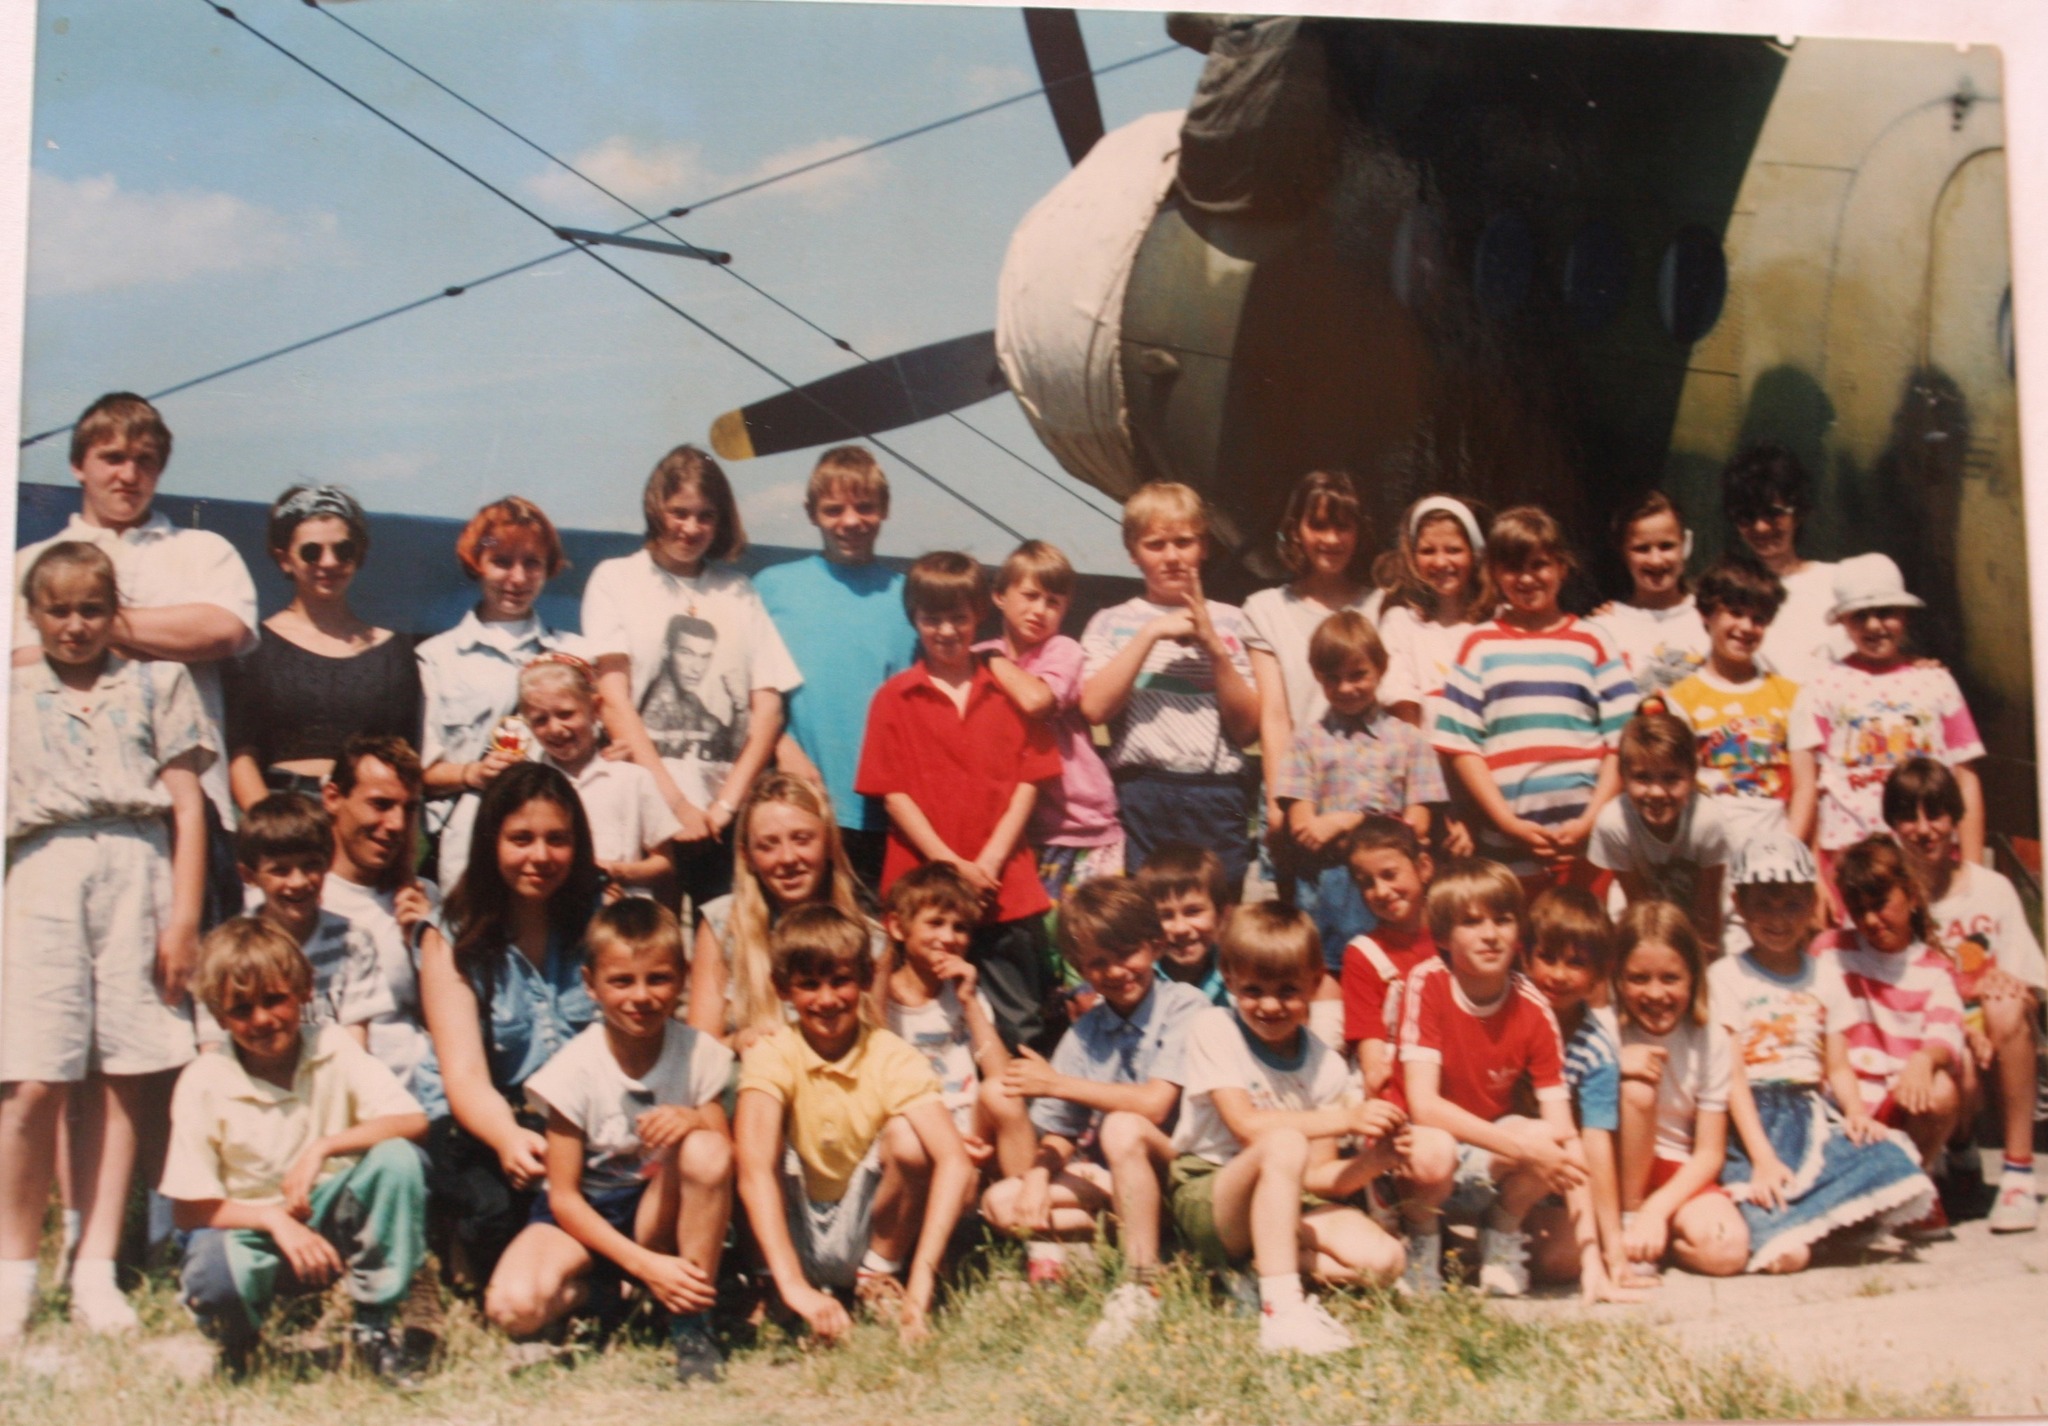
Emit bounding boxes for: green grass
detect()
[0,1246,1974,1426]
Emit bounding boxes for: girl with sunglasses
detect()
[224,484,421,808]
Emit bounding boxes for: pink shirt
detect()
[1815,929,1967,1115]
[984,636,1121,849]
[1789,657,1984,851]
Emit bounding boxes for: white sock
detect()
[1258,1273,1304,1313]
[0,1260,37,1297]
[60,1210,81,1256]
[70,1259,120,1297]
[858,1250,902,1278]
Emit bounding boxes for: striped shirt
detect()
[1080,596,1253,777]
[1429,617,1636,873]
[1815,930,1967,1116]
[1561,1005,1621,1133]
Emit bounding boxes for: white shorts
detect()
[2,820,196,1081]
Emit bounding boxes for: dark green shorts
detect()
[1167,1153,1344,1270]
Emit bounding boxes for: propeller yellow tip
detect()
[709,409,756,461]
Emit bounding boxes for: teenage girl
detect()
[1613,901,1749,1276]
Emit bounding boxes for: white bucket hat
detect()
[1730,829,1818,887]
[1829,552,1924,621]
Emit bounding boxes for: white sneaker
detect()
[1990,1176,2041,1233]
[1258,1295,1355,1355]
[1086,1281,1160,1349]
[0,1275,33,1345]
[1477,1226,1530,1298]
[1401,1229,1444,1296]
[68,1278,139,1335]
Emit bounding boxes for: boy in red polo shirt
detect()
[858,553,1063,1053]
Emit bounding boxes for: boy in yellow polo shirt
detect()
[734,905,974,1345]
[162,918,427,1379]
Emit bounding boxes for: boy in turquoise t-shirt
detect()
[755,446,916,886]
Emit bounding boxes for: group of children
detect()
[3,401,2040,1383]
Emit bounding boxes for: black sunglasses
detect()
[297,539,360,565]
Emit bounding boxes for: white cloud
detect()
[27,170,346,298]
[522,134,883,220]
[740,477,813,541]
[960,64,1033,105]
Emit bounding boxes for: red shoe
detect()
[1897,1199,1954,1242]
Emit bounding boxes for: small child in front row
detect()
[735,905,973,1344]
[1709,833,1933,1273]
[1520,887,1640,1300]
[233,793,389,1046]
[1817,837,1968,1221]
[1169,902,1408,1355]
[164,919,427,1379]
[492,900,734,1381]
[1274,609,1446,970]
[518,654,681,896]
[1589,712,1733,946]
[3,541,214,1340]
[982,879,1209,1349]
[1339,816,1437,1095]
[1138,841,1231,1006]
[880,863,1036,1178]
[1885,758,2045,1232]
[1397,860,1588,1297]
[1612,902,1748,1276]
[979,540,1126,901]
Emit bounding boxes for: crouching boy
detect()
[735,905,974,1344]
[163,918,428,1379]
[1396,860,1587,1297]
[982,878,1209,1348]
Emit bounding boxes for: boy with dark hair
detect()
[755,446,915,887]
[1885,758,2045,1231]
[983,877,1208,1346]
[1589,712,1733,945]
[165,918,428,1379]
[856,552,1063,1053]
[733,905,972,1344]
[1665,557,1807,846]
[1137,841,1232,1005]
[234,793,388,1046]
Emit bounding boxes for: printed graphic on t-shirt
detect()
[1698,711,1789,801]
[1838,697,1945,792]
[642,613,742,763]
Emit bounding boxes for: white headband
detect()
[1407,496,1484,555]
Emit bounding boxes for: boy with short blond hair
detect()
[881,863,1036,1176]
[980,540,1124,901]
[756,445,915,886]
[733,905,972,1344]
[857,552,1063,1053]
[1080,482,1259,889]
[164,918,428,1379]
[234,793,388,1045]
[982,877,1208,1348]
[1278,610,1446,969]
[1396,860,1587,1297]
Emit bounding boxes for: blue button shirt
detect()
[411,917,598,1120]
[1029,979,1212,1142]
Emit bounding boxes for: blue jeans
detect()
[1294,861,1377,975]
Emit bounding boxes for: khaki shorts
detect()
[1167,1154,1329,1269]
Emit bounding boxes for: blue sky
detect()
[18,0,1208,570]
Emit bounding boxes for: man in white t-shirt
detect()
[1719,441,1846,687]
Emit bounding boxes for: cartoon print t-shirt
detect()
[1665,667,1800,843]
[1788,658,1984,850]
[1707,950,1858,1088]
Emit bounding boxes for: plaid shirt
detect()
[1273,705,1447,818]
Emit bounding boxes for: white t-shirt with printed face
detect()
[1931,862,2048,995]
[525,1020,734,1197]
[580,552,801,808]
[1171,1005,1357,1165]
[886,983,996,1137]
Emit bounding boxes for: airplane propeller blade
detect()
[1023,9,1105,166]
[708,329,1005,460]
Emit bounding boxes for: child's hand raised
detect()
[640,1252,716,1315]
[1002,1046,1063,1100]
[635,1105,705,1150]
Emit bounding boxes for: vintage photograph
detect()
[1,0,2042,1419]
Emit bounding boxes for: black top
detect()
[224,626,422,769]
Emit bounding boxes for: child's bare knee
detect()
[980,1178,1020,1232]
[1261,1127,1311,1174]
[1405,1127,1457,1189]
[1355,1229,1406,1287]
[1097,1111,1151,1163]
[1929,1069,1963,1118]
[882,1116,931,1174]
[678,1129,734,1186]
[1986,997,2032,1047]
[484,1280,546,1337]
